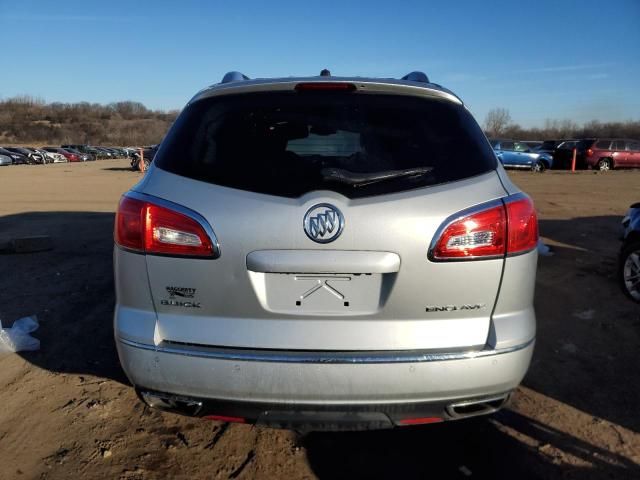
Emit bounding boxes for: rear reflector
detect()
[204,415,246,424]
[115,194,218,258]
[505,196,538,255]
[398,416,443,426]
[295,82,356,92]
[430,194,538,261]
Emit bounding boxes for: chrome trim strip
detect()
[118,337,535,364]
[124,191,221,258]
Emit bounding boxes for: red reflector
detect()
[204,415,246,424]
[295,82,356,92]
[505,197,538,254]
[398,416,443,426]
[115,194,216,257]
[115,196,145,251]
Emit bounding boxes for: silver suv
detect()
[114,71,538,430]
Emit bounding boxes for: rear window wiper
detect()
[321,167,434,187]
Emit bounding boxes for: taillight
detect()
[115,194,218,258]
[586,148,594,157]
[429,194,537,261]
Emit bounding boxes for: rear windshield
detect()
[155,92,496,199]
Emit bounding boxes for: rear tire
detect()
[620,241,640,303]
[597,158,612,171]
[532,161,546,173]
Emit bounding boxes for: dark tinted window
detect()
[626,141,640,152]
[613,140,626,151]
[156,92,496,198]
[595,140,611,149]
[500,142,514,150]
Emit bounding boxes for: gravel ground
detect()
[0,160,639,479]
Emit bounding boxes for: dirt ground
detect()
[0,160,639,479]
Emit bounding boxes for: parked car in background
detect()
[551,140,581,169]
[62,144,99,160]
[94,147,115,159]
[25,147,56,164]
[61,147,92,161]
[4,147,45,164]
[0,147,29,164]
[130,144,158,170]
[620,203,640,303]
[582,139,640,171]
[490,139,553,171]
[42,147,82,162]
[0,152,12,166]
[114,71,538,430]
[39,149,68,163]
[532,140,563,155]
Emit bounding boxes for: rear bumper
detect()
[116,337,534,429]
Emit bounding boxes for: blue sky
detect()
[1,0,639,127]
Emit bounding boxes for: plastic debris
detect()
[537,239,554,256]
[0,316,40,353]
[573,309,595,320]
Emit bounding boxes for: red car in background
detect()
[42,147,82,162]
[581,138,640,171]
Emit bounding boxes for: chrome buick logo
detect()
[303,203,344,243]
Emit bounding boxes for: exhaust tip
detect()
[446,393,510,419]
[138,390,203,416]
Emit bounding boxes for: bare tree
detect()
[484,108,512,137]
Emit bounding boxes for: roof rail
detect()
[221,71,250,84]
[401,71,430,83]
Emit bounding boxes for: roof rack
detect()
[401,71,430,83]
[220,71,250,84]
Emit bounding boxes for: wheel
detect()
[620,241,640,303]
[532,161,546,173]
[597,158,611,171]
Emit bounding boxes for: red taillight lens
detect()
[430,195,538,261]
[115,196,145,250]
[295,82,356,92]
[505,197,538,254]
[586,148,594,157]
[431,204,507,260]
[115,195,216,258]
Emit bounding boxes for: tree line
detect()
[0,96,179,146]
[484,107,640,141]
[2,97,639,146]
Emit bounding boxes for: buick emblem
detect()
[303,203,344,243]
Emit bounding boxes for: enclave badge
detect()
[425,304,486,312]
